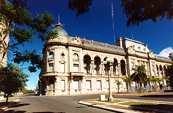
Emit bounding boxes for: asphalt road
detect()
[4,94,114,113]
[4,93,173,113]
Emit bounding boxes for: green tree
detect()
[68,0,173,26]
[122,76,133,92]
[68,0,92,17]
[143,76,152,86]
[165,64,173,88]
[0,0,56,71]
[151,77,158,86]
[131,65,147,87]
[121,0,173,27]
[0,63,29,102]
[116,81,122,93]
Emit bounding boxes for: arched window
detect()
[121,60,126,75]
[160,65,162,76]
[94,56,101,74]
[104,57,109,75]
[83,55,91,74]
[113,59,118,75]
[49,52,54,60]
[49,78,55,91]
[73,53,79,61]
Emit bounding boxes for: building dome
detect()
[52,23,68,37]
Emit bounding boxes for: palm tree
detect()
[151,77,158,86]
[122,76,133,92]
[156,76,168,90]
[131,65,147,88]
[116,81,122,93]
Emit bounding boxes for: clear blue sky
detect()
[14,0,173,90]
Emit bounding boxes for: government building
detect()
[39,23,172,96]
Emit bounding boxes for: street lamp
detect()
[103,58,114,101]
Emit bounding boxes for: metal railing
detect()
[128,85,171,93]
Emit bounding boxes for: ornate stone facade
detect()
[39,23,172,96]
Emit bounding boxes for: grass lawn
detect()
[99,100,122,103]
[120,101,158,106]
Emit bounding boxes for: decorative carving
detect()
[69,37,81,44]
[148,50,155,58]
[127,45,135,54]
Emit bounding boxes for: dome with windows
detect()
[52,23,68,37]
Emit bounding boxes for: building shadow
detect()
[4,110,26,113]
[141,94,173,98]
[32,111,66,113]
[130,104,173,113]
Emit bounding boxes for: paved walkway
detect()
[0,99,20,113]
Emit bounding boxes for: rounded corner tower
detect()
[52,23,68,37]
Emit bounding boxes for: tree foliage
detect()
[68,0,92,17]
[67,0,173,26]
[116,81,122,93]
[0,63,29,102]
[23,88,34,93]
[121,0,173,26]
[122,76,133,92]
[165,64,173,87]
[131,65,147,87]
[0,0,56,71]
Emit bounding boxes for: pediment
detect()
[127,45,136,54]
[148,50,155,58]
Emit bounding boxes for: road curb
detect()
[78,100,140,113]
[0,99,20,112]
[78,99,172,113]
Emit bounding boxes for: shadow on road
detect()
[33,111,66,113]
[130,104,173,113]
[141,94,173,98]
[10,102,30,108]
[4,110,26,113]
[4,111,66,113]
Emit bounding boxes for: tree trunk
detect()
[118,85,119,93]
[126,84,128,92]
[6,94,9,103]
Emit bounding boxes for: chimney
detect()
[116,37,122,47]
[144,44,148,48]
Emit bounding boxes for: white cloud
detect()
[159,47,173,57]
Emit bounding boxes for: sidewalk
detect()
[0,99,20,113]
[78,92,173,113]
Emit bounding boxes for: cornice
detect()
[44,42,126,56]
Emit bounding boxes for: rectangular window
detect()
[73,64,79,72]
[61,63,65,72]
[49,63,54,72]
[106,80,109,88]
[97,80,101,89]
[86,80,91,89]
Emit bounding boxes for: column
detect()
[91,60,94,75]
[55,76,61,95]
[118,61,121,76]
[125,64,127,76]
[110,64,113,76]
